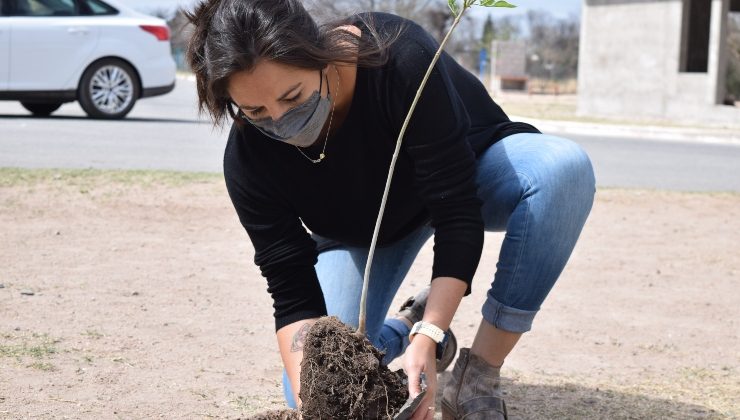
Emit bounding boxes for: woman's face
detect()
[228,60,325,126]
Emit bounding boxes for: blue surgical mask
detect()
[242,70,331,148]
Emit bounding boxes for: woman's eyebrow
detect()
[239,83,302,110]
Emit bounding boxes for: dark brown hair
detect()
[186,0,403,127]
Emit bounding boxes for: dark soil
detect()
[243,409,301,419]
[299,316,408,419]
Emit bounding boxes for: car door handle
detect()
[68,27,90,35]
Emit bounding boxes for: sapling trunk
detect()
[356,0,515,337]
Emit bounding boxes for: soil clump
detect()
[299,316,408,419]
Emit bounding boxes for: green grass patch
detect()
[82,330,103,340]
[0,167,221,188]
[26,362,57,372]
[0,333,59,359]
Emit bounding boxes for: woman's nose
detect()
[268,102,301,121]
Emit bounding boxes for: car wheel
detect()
[78,59,140,119]
[20,102,62,117]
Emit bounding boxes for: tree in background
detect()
[157,1,580,84]
[480,12,519,45]
[303,0,453,37]
[154,0,476,72]
[305,0,481,70]
[482,14,495,48]
[525,10,579,82]
[478,13,521,77]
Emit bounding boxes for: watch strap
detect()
[409,321,445,344]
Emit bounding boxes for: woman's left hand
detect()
[404,334,438,420]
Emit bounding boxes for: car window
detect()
[13,0,80,16]
[82,0,116,15]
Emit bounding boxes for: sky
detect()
[468,0,581,20]
[120,0,582,21]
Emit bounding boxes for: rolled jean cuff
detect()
[481,295,538,333]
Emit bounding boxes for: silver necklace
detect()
[295,65,340,164]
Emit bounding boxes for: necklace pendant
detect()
[319,153,325,160]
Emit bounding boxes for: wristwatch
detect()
[409,321,445,344]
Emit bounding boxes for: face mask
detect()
[242,70,331,148]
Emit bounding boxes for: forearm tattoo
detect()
[290,323,312,352]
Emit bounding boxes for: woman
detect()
[187,1,595,419]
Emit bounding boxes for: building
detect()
[489,40,528,94]
[577,0,740,124]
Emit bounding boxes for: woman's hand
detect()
[403,277,467,419]
[405,334,438,420]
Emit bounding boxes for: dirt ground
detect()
[1,169,738,419]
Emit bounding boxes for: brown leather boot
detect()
[441,348,508,420]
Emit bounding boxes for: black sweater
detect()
[223,13,540,331]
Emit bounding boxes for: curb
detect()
[510,115,740,146]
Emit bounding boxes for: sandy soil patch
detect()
[1,169,738,419]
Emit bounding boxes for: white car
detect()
[0,0,176,119]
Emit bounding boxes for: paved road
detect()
[0,78,228,173]
[1,79,739,192]
[572,134,740,192]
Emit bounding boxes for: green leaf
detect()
[479,0,517,7]
[448,0,459,16]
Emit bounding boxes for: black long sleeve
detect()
[223,12,540,331]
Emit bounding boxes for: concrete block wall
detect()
[577,0,740,124]
[577,0,685,119]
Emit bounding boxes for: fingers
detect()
[410,385,436,420]
[406,365,423,398]
[410,369,437,420]
[404,336,438,419]
[404,349,433,398]
[417,405,434,420]
[423,376,437,420]
[425,404,435,420]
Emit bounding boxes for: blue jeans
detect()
[283,132,596,407]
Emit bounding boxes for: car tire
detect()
[78,59,140,119]
[20,102,62,117]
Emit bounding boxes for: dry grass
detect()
[0,167,220,189]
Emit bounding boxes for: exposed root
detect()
[299,316,408,419]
